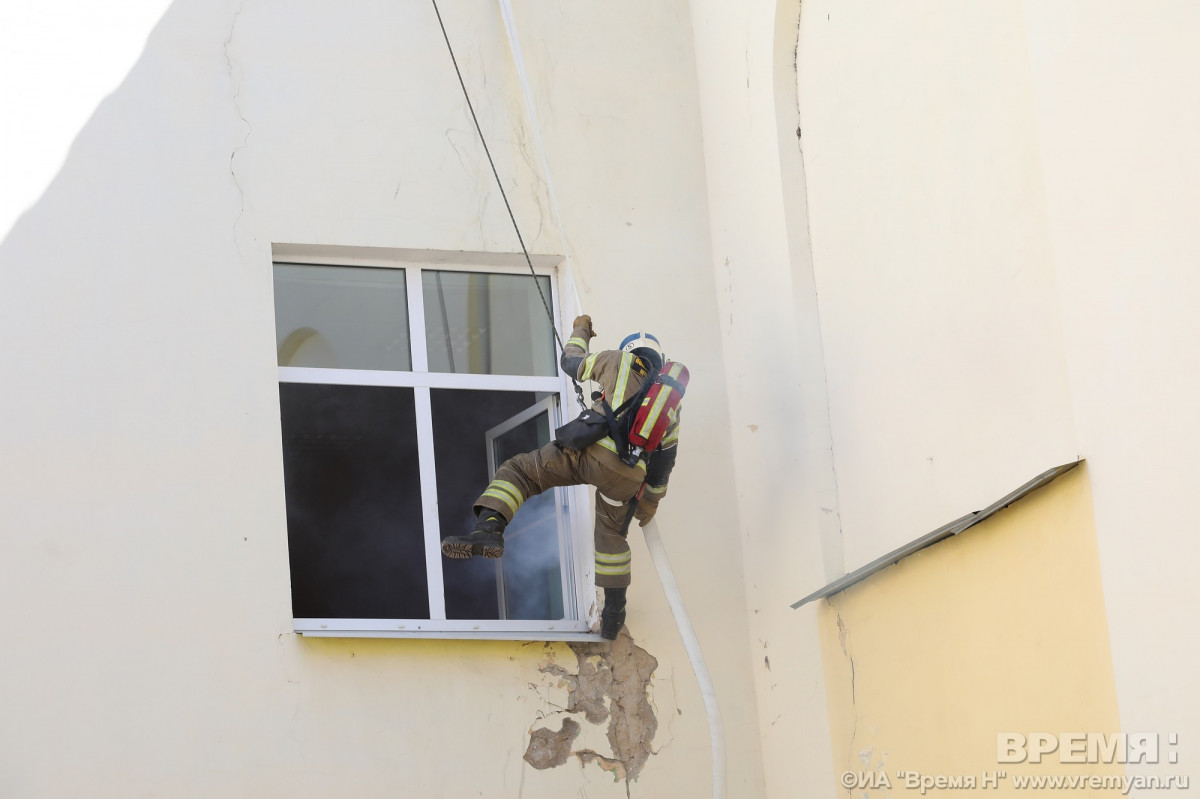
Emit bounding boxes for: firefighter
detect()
[441,315,682,640]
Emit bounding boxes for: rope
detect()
[430,0,584,409]
[434,13,726,797]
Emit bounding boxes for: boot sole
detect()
[441,540,504,559]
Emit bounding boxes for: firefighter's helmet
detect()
[619,331,664,370]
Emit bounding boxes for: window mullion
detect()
[406,266,429,373]
[548,273,587,622]
[414,386,446,620]
[406,267,446,620]
[567,484,593,623]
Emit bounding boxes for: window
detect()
[271,250,590,638]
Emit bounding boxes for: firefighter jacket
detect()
[560,321,681,511]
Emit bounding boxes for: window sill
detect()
[298,629,607,642]
[293,618,604,642]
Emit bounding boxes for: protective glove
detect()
[572,314,596,339]
[634,494,661,526]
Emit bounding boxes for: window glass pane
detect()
[491,411,551,463]
[273,263,411,371]
[431,389,565,620]
[280,383,428,619]
[422,271,556,376]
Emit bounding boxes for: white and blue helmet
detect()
[619,331,664,370]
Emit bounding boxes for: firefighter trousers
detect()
[473,441,644,588]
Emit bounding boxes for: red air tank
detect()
[627,361,689,458]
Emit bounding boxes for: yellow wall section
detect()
[819,464,1124,795]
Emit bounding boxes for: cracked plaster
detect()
[525,629,660,786]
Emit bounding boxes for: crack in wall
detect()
[789,1,846,582]
[444,128,477,179]
[827,595,890,775]
[510,98,548,246]
[830,597,860,756]
[526,629,659,789]
[223,0,251,259]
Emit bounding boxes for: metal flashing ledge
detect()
[791,460,1082,610]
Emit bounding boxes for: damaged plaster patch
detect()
[531,629,659,786]
[524,717,580,770]
[575,749,626,781]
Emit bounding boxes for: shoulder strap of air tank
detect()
[596,363,657,458]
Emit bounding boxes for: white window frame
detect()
[273,245,597,640]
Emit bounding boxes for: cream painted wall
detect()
[1021,1,1200,783]
[686,1,838,798]
[0,0,762,796]
[796,0,1079,578]
[789,0,1199,792]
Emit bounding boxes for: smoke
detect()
[497,489,568,620]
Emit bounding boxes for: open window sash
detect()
[484,395,576,621]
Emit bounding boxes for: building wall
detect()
[685,0,846,797]
[772,0,1200,794]
[819,464,1125,796]
[4,0,1198,796]
[795,0,1079,578]
[0,1,765,796]
[1021,4,1200,784]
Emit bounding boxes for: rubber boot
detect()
[441,512,507,559]
[600,586,627,640]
